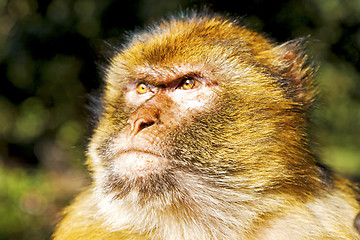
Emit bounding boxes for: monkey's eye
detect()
[136,83,149,94]
[180,77,199,90]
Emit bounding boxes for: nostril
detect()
[138,121,154,131]
[127,107,160,136]
[129,118,155,136]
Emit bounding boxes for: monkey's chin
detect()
[113,151,169,177]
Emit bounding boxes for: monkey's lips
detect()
[113,151,169,176]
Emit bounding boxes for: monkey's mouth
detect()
[112,150,169,177]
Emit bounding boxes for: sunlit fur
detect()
[53,12,360,239]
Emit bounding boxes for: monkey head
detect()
[86,13,322,230]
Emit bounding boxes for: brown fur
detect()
[53,12,360,239]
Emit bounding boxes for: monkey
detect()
[53,12,360,240]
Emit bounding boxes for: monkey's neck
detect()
[93,170,299,240]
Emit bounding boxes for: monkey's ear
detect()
[355,212,360,234]
[271,38,317,109]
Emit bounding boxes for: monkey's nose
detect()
[127,117,155,136]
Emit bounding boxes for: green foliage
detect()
[0,166,55,240]
[0,165,86,240]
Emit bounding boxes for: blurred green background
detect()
[0,0,360,239]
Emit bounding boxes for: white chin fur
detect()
[112,151,168,177]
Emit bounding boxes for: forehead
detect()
[108,16,273,84]
[118,17,264,60]
[132,64,214,86]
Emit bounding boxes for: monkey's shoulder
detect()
[260,177,360,239]
[52,188,147,240]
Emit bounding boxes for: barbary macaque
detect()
[53,12,360,239]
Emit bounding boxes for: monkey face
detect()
[103,70,219,176]
[88,61,224,200]
[87,15,318,204]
